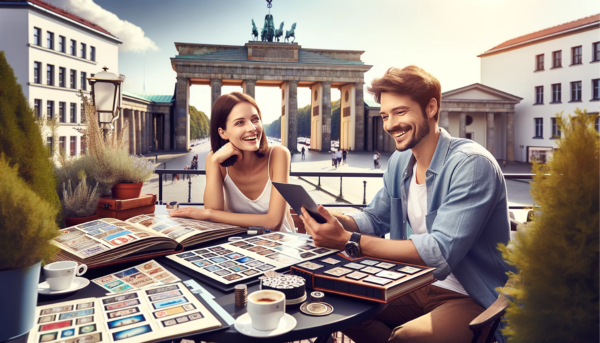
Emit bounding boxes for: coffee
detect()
[255,298,277,303]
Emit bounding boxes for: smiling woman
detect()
[169,92,294,232]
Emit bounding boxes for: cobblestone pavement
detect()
[142,142,534,221]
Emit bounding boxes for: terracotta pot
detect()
[65,213,99,227]
[111,182,143,200]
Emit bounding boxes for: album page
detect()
[92,260,180,294]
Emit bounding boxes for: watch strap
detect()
[350,232,361,243]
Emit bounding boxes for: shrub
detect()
[0,51,60,214]
[0,156,59,270]
[62,173,100,218]
[499,109,599,342]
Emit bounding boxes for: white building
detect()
[479,14,600,163]
[0,0,121,157]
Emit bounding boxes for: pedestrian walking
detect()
[342,149,347,165]
[373,151,381,169]
[336,150,342,167]
[301,146,306,160]
[332,151,337,169]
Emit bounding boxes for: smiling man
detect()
[300,66,512,343]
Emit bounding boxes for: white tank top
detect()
[223,148,294,232]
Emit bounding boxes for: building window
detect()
[70,39,76,56]
[592,79,600,101]
[81,136,86,155]
[34,99,42,118]
[551,83,561,103]
[47,137,53,155]
[33,61,41,83]
[59,67,65,87]
[33,27,41,46]
[571,46,582,65]
[552,50,562,68]
[70,137,77,156]
[534,118,543,138]
[90,46,95,61]
[46,64,54,86]
[58,102,65,123]
[592,42,600,62]
[59,136,66,153]
[47,100,54,120]
[80,72,87,90]
[46,31,54,49]
[571,81,582,101]
[81,103,85,123]
[81,43,86,59]
[70,103,76,123]
[535,86,544,104]
[551,118,561,138]
[70,69,76,89]
[535,54,544,71]
[58,35,65,53]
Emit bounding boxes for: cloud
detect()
[47,0,159,52]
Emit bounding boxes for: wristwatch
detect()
[344,232,361,258]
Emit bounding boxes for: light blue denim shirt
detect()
[349,128,512,312]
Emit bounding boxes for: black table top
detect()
[11,234,385,343]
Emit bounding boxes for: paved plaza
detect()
[142,142,535,222]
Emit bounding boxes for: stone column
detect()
[459,112,467,138]
[366,114,373,151]
[148,112,153,151]
[506,112,515,161]
[211,79,222,107]
[135,110,142,155]
[242,80,256,99]
[321,82,332,152]
[141,111,147,153]
[175,77,190,151]
[354,82,365,151]
[486,112,495,155]
[440,111,449,132]
[287,81,298,153]
[164,112,171,151]
[127,109,135,155]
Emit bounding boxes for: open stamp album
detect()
[92,260,181,294]
[165,232,338,285]
[27,283,223,343]
[52,215,247,268]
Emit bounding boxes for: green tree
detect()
[499,109,599,342]
[0,51,60,213]
[331,99,340,141]
[189,105,210,140]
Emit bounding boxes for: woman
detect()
[170,92,294,232]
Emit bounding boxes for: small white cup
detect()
[247,290,285,331]
[43,261,87,291]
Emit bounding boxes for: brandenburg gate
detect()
[170,41,372,152]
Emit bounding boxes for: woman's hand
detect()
[211,142,243,164]
[169,207,212,221]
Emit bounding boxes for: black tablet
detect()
[272,182,327,224]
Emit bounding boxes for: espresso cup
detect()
[43,261,87,291]
[247,290,285,331]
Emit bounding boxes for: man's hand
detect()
[169,207,211,221]
[300,205,351,250]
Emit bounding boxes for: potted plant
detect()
[62,172,101,227]
[0,156,60,341]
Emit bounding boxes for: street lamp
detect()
[87,67,125,135]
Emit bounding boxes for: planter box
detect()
[97,194,156,220]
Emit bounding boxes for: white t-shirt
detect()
[407,165,468,296]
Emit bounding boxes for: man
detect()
[336,149,343,167]
[300,66,511,343]
[301,146,306,160]
[373,151,380,169]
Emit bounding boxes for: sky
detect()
[48,0,600,125]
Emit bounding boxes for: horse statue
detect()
[274,22,284,42]
[285,23,296,43]
[261,14,275,42]
[251,19,258,41]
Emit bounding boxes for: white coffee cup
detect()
[43,261,87,291]
[247,290,285,331]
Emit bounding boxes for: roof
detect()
[123,91,173,103]
[364,99,379,107]
[479,14,599,57]
[175,49,364,66]
[1,0,118,40]
[442,83,522,103]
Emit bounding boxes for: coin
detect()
[300,302,333,316]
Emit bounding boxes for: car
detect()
[297,137,306,144]
[305,138,311,145]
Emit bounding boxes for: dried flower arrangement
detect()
[62,172,100,218]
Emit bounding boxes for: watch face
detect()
[345,242,360,258]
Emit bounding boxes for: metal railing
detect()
[153,169,534,210]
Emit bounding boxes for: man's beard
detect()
[394,117,430,152]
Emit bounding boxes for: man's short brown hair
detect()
[367,66,441,122]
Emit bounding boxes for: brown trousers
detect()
[343,285,488,343]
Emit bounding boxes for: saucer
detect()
[38,277,90,295]
[234,313,297,338]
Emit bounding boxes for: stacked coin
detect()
[234,284,247,307]
[260,275,306,301]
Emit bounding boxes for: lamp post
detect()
[87,67,125,138]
